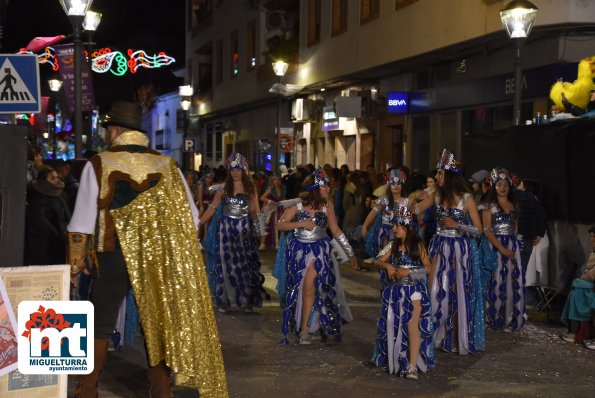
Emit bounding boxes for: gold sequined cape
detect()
[110,157,228,398]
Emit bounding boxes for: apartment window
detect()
[395,0,418,10]
[307,0,321,47]
[215,39,223,84]
[246,19,257,71]
[331,0,348,37]
[230,30,239,78]
[360,0,379,25]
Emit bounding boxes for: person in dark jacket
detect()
[25,166,72,265]
[513,177,547,269]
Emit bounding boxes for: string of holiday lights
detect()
[18,46,176,75]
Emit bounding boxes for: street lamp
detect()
[179,85,193,170]
[48,78,63,158]
[58,0,94,158]
[272,60,288,175]
[500,0,538,126]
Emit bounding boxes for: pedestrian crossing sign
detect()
[0,54,40,114]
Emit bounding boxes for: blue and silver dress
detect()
[279,203,352,344]
[372,242,434,376]
[207,193,268,311]
[365,196,410,258]
[429,193,484,355]
[483,204,524,331]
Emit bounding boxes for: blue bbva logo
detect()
[18,301,94,374]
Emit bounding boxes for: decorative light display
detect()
[18,46,176,76]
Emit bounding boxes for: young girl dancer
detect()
[362,168,409,259]
[372,206,434,379]
[415,149,485,355]
[200,153,268,312]
[482,168,524,332]
[276,168,357,345]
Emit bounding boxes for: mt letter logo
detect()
[18,301,94,374]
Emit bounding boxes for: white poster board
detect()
[0,265,69,398]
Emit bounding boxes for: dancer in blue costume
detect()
[200,153,268,312]
[276,168,357,345]
[362,169,410,258]
[415,149,484,355]
[372,205,434,380]
[481,168,524,332]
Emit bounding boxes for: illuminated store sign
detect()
[387,92,409,114]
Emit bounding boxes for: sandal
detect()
[355,266,370,272]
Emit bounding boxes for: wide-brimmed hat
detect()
[101,101,145,132]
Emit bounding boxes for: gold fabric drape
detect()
[111,159,228,398]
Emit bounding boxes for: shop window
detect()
[462,103,533,135]
[331,0,348,37]
[307,0,321,47]
[360,0,379,25]
[206,124,214,159]
[412,116,430,173]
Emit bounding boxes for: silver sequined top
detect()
[488,204,517,236]
[222,193,249,218]
[435,193,471,237]
[378,242,426,286]
[375,196,410,225]
[293,205,329,242]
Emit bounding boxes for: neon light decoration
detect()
[18,46,176,76]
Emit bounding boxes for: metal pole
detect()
[71,15,84,158]
[275,76,281,175]
[513,38,525,126]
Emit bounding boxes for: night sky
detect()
[2,0,185,111]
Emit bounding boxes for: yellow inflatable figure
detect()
[550,56,595,112]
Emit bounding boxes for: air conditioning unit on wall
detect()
[292,99,322,123]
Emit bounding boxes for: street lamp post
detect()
[48,78,63,158]
[59,0,94,158]
[500,0,538,126]
[179,85,194,171]
[272,61,288,175]
[82,10,102,153]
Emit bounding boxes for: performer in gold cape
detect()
[67,101,227,398]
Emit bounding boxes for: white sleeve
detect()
[67,162,98,234]
[178,169,199,229]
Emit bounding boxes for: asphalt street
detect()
[68,251,595,398]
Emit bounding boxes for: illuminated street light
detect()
[500,0,538,125]
[272,61,288,174]
[48,78,63,158]
[179,85,194,170]
[58,0,95,157]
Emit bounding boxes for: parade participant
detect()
[276,167,357,345]
[414,149,485,355]
[201,152,268,312]
[197,170,215,240]
[67,101,227,398]
[259,175,286,251]
[372,206,434,380]
[362,168,410,259]
[481,168,525,332]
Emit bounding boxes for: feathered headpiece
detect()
[305,167,329,192]
[436,148,462,175]
[487,167,512,188]
[391,205,416,228]
[226,152,248,170]
[384,168,407,186]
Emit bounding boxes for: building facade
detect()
[184,0,595,173]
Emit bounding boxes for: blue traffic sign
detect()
[0,54,40,114]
